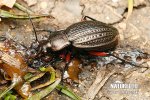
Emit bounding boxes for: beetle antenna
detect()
[26,12,38,42]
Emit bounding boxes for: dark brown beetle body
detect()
[28,16,141,70]
[48,20,119,52]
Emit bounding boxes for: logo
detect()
[107,81,139,95]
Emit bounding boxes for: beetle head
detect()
[46,30,70,51]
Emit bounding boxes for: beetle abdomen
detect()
[65,21,119,51]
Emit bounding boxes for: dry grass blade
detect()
[85,68,116,100]
[0,74,22,98]
[0,9,50,19]
[14,2,33,14]
[126,0,134,20]
[27,79,61,100]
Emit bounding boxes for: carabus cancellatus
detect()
[32,16,119,54]
[25,16,121,69]
[27,16,144,70]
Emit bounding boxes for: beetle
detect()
[24,16,121,71]
[33,16,119,54]
[27,16,141,70]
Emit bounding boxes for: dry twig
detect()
[85,68,117,100]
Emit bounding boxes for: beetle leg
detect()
[59,52,72,91]
[82,16,98,21]
[108,53,143,68]
[89,51,109,56]
[65,52,71,63]
[89,51,145,68]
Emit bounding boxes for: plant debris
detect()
[0,0,150,100]
[0,38,80,99]
[68,58,82,83]
[0,9,49,19]
[0,0,16,8]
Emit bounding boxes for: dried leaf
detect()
[30,67,56,91]
[15,82,31,98]
[14,3,33,14]
[28,79,61,100]
[0,74,22,98]
[0,53,28,79]
[68,58,82,83]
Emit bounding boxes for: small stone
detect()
[118,22,126,30]
[40,1,47,9]
[63,71,69,79]
[112,0,119,3]
[119,34,124,41]
[147,61,150,67]
[9,24,16,29]
[0,0,16,8]
[24,0,37,6]
[131,35,140,40]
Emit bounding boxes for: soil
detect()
[0,0,150,100]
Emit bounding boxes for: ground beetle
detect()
[38,16,119,53]
[27,16,141,71]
